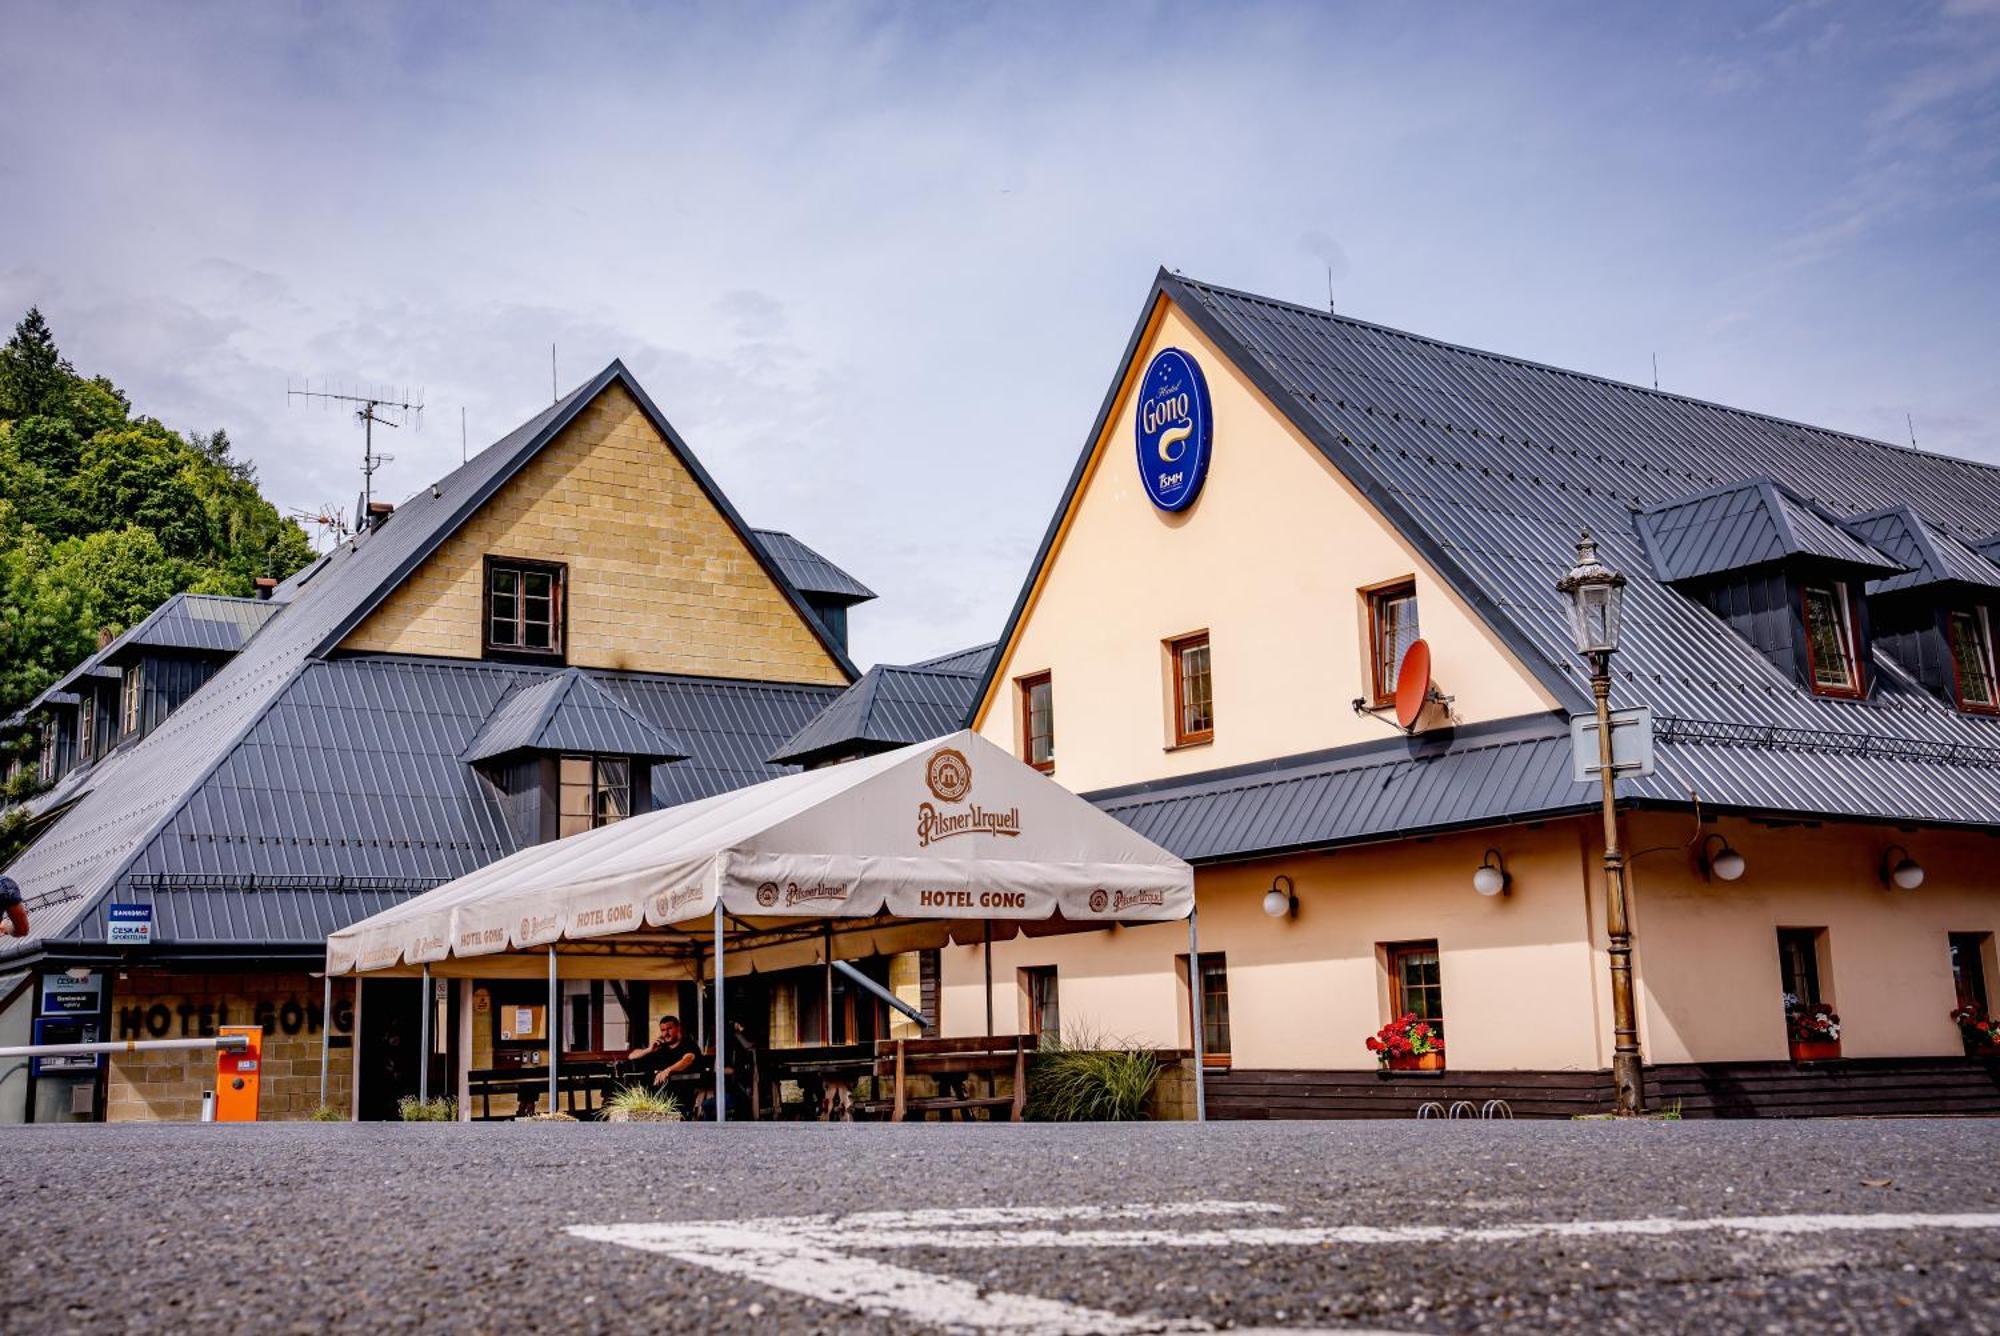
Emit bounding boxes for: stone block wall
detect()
[106,970,354,1122]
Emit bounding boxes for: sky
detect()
[3,1,1997,668]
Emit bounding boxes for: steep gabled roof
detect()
[975,269,2000,835]
[752,529,876,604]
[462,668,687,763]
[1635,479,1904,584]
[3,362,854,960]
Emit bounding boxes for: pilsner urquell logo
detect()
[925,747,972,803]
[916,802,1021,848]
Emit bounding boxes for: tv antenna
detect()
[286,380,424,515]
[287,504,352,552]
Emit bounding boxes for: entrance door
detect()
[357,978,422,1121]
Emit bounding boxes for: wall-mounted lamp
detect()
[1472,849,1510,897]
[1881,845,1925,891]
[1699,834,1746,883]
[1262,874,1298,919]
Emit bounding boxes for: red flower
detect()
[1365,1037,1383,1052]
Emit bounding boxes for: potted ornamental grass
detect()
[1367,1013,1445,1072]
[1951,1003,2000,1058]
[1786,995,1841,1062]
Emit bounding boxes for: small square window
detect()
[1800,582,1862,697]
[1366,581,1420,706]
[1948,608,1998,714]
[1018,672,1054,773]
[485,557,566,661]
[558,754,630,839]
[1168,632,1213,747]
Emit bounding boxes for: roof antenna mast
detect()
[1327,265,1335,315]
[1908,412,1917,448]
[286,378,425,519]
[1652,353,1659,391]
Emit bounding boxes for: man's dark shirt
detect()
[0,876,22,913]
[643,1036,703,1083]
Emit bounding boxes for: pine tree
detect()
[0,307,75,420]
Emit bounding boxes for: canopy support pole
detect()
[418,962,433,1103]
[694,943,705,1040]
[983,920,994,1038]
[1187,908,1207,1123]
[713,903,727,1123]
[547,947,559,1116]
[318,972,332,1108]
[822,920,833,1045]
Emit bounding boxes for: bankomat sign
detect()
[1134,347,1213,512]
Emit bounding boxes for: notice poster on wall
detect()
[503,1005,545,1041]
[39,972,102,1016]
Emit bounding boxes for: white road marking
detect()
[569,1202,2000,1333]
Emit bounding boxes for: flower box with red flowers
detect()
[1951,1003,2000,1057]
[1785,997,1841,1062]
[1367,1013,1444,1073]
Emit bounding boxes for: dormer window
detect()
[485,557,566,661]
[1948,608,1999,714]
[558,755,629,837]
[1801,581,1863,698]
[122,667,143,736]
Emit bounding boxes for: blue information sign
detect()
[1134,347,1213,512]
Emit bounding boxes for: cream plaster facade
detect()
[341,381,848,686]
[973,297,1557,794]
[948,293,1998,1077]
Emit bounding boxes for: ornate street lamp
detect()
[1558,530,1644,1115]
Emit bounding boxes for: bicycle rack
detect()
[1414,1097,1514,1120]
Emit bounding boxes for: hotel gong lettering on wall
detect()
[1135,347,1213,512]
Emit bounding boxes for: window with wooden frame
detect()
[121,665,143,736]
[1950,932,1991,1013]
[1022,965,1060,1046]
[558,755,630,838]
[484,556,566,661]
[37,724,55,784]
[1947,607,1999,714]
[1386,939,1444,1041]
[1365,579,1420,706]
[1777,927,1826,1008]
[1167,631,1214,747]
[78,694,94,761]
[1178,953,1231,1058]
[1017,672,1054,772]
[1800,581,1863,697]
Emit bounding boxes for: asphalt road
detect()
[4,1119,1998,1333]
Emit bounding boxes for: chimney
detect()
[254,577,278,601]
[366,500,396,530]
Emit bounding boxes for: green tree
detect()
[0,306,313,721]
[0,308,74,419]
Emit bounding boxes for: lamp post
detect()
[1557,530,1644,1115]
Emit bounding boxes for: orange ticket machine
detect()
[214,1025,264,1122]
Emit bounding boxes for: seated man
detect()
[628,1015,703,1110]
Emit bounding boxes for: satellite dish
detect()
[1393,638,1433,731]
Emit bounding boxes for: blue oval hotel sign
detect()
[1134,347,1213,512]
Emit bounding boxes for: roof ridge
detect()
[1172,272,2000,482]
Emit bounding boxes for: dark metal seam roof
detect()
[768,660,983,765]
[4,365,854,960]
[751,529,876,603]
[460,668,689,763]
[1840,507,2000,595]
[1634,478,1904,584]
[974,268,2000,835]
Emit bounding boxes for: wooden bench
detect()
[860,1035,1032,1122]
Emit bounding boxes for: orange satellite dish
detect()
[1393,638,1432,731]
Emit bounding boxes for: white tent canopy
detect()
[326,730,1194,977]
